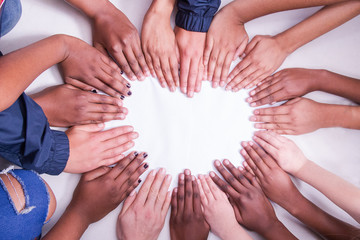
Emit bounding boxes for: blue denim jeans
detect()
[0,0,22,37]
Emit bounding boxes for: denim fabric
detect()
[0,169,49,240]
[0,0,22,37]
[0,93,69,175]
[176,0,221,32]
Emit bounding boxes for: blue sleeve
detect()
[0,93,69,175]
[176,0,221,32]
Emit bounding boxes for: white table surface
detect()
[1,0,360,239]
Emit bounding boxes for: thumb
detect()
[71,123,105,132]
[120,190,137,214]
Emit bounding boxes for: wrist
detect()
[273,33,295,56]
[310,69,331,91]
[148,0,174,18]
[217,222,243,240]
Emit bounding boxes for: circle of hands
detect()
[30,1,359,240]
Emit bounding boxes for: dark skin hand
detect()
[31,84,128,127]
[170,169,209,240]
[211,160,297,240]
[241,141,360,240]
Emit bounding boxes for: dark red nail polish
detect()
[126,83,131,88]
[120,95,125,100]
[143,153,148,158]
[134,152,138,157]
[120,70,124,75]
[91,89,97,93]
[138,179,142,183]
[144,163,149,169]
[127,91,132,96]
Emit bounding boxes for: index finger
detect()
[184,169,194,213]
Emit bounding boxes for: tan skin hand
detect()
[204,4,248,88]
[142,7,179,92]
[170,169,210,240]
[30,84,127,127]
[240,141,300,207]
[247,68,319,107]
[64,124,139,173]
[175,27,206,98]
[227,35,288,92]
[59,36,131,98]
[252,131,308,175]
[210,160,278,235]
[91,3,149,81]
[251,97,327,135]
[67,151,149,225]
[117,168,172,240]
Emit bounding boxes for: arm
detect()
[141,0,179,91]
[226,0,360,90]
[43,152,148,239]
[253,131,360,224]
[65,0,149,81]
[241,141,359,239]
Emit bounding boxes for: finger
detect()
[179,56,190,94]
[195,59,204,92]
[228,196,242,224]
[170,188,178,220]
[102,131,139,149]
[222,159,245,184]
[118,175,142,203]
[152,56,167,88]
[147,168,167,207]
[169,54,180,88]
[254,122,292,131]
[250,114,290,124]
[116,157,148,189]
[196,175,209,205]
[212,51,226,88]
[96,125,135,142]
[220,52,234,87]
[184,169,194,213]
[133,169,156,206]
[253,105,290,116]
[71,123,105,132]
[159,175,172,212]
[132,39,150,77]
[162,190,173,217]
[187,58,199,97]
[112,50,137,81]
[241,142,266,178]
[177,173,185,215]
[64,77,94,92]
[226,58,251,83]
[160,58,176,92]
[207,49,219,82]
[229,65,258,91]
[94,42,108,56]
[241,69,264,90]
[252,134,279,158]
[107,151,137,178]
[144,51,156,77]
[192,177,202,215]
[87,92,123,107]
[209,171,239,200]
[205,174,224,200]
[213,160,246,193]
[203,37,213,67]
[123,46,145,81]
[233,37,248,60]
[121,190,137,213]
[82,166,111,181]
[100,141,135,162]
[198,174,214,202]
[248,141,279,169]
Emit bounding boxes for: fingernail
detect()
[249,141,254,146]
[170,86,175,92]
[143,153,148,158]
[129,189,136,196]
[181,87,186,93]
[91,89,98,93]
[120,70,124,75]
[250,116,256,121]
[223,159,230,165]
[131,132,139,138]
[180,173,185,180]
[144,163,149,169]
[116,114,125,119]
[198,174,204,179]
[192,175,195,181]
[97,123,104,128]
[120,95,125,100]
[166,174,172,181]
[138,179,142,183]
[254,110,259,115]
[126,83,131,88]
[209,172,215,177]
[225,86,231,91]
[184,169,191,175]
[213,82,218,88]
[250,90,255,96]
[214,160,221,166]
[245,85,251,89]
[116,100,122,106]
[134,152,138,157]
[250,103,256,107]
[188,91,194,98]
[159,168,165,174]
[219,81,225,87]
[246,97,252,102]
[127,91,132,96]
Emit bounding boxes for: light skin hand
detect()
[252,131,308,175]
[170,169,210,240]
[251,97,329,135]
[246,68,320,107]
[43,152,148,240]
[204,3,248,88]
[211,160,297,240]
[141,0,179,91]
[226,35,287,92]
[30,84,127,127]
[64,123,139,173]
[91,2,150,81]
[197,174,252,240]
[175,27,206,98]
[60,36,132,98]
[117,168,172,240]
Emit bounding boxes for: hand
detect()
[204,4,248,88]
[60,36,131,98]
[251,97,329,135]
[227,35,288,91]
[91,2,149,81]
[252,131,309,175]
[141,3,179,91]
[246,68,320,107]
[170,169,209,240]
[197,174,250,240]
[175,27,206,98]
[67,151,149,225]
[30,84,127,127]
[210,160,278,235]
[240,141,300,208]
[117,168,172,240]
[64,123,139,173]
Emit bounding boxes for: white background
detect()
[1,0,360,239]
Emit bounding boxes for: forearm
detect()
[284,191,358,240]
[228,0,350,24]
[218,224,253,240]
[0,35,67,111]
[260,220,297,240]
[296,160,360,223]
[317,103,360,130]
[64,0,111,18]
[43,205,90,240]
[146,0,175,19]
[275,1,360,55]
[313,70,360,103]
